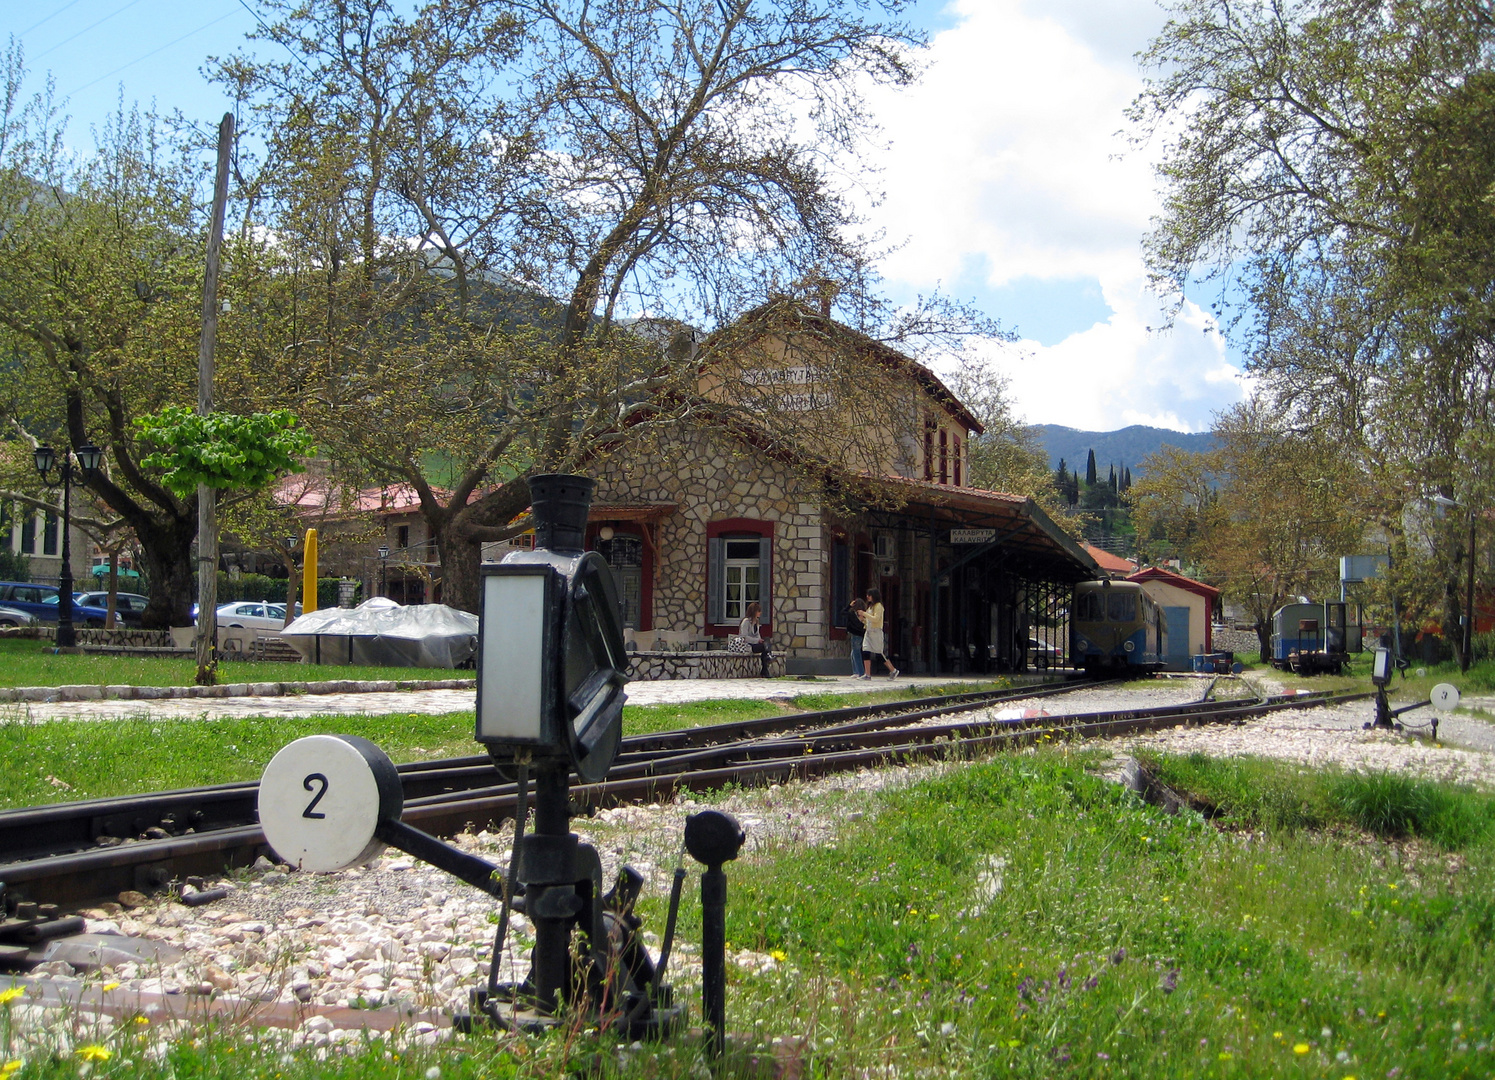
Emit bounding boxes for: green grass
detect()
[0,712,481,809]
[0,638,469,689]
[8,748,1491,1078]
[1140,750,1495,848]
[665,749,1495,1078]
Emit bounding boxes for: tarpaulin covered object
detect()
[282,597,478,668]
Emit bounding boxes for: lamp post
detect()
[377,544,389,598]
[1433,494,1477,673]
[34,443,103,649]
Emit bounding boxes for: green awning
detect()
[90,567,141,579]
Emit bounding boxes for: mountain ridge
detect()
[1033,424,1215,477]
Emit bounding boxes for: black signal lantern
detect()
[476,474,629,784]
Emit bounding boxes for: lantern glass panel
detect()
[477,571,548,742]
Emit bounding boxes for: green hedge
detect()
[214,572,361,609]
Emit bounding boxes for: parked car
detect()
[0,605,38,628]
[215,601,296,632]
[0,582,110,626]
[1028,637,1063,669]
[74,591,150,627]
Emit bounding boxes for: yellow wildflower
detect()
[75,1046,111,1063]
[1293,1043,1310,1055]
[770,949,787,963]
[0,988,22,1006]
[1,1060,22,1075]
[101,982,120,992]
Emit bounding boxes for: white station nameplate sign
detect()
[950,529,996,544]
[259,735,402,873]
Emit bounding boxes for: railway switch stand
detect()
[1362,647,1459,737]
[685,809,747,1059]
[259,474,683,1040]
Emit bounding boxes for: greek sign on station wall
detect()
[950,529,996,544]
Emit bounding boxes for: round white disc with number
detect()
[259,735,402,873]
[1431,683,1461,713]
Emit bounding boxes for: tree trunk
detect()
[424,482,532,614]
[136,519,198,630]
[105,552,118,630]
[283,554,300,627]
[1255,623,1270,666]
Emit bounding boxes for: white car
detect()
[214,601,295,631]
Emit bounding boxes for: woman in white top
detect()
[740,601,771,677]
[861,588,899,679]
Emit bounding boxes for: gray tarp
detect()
[282,597,479,668]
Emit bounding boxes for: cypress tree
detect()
[1108,464,1117,491]
[1085,449,1097,486]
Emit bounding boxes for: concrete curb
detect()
[0,678,476,705]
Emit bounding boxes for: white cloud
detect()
[1002,274,1243,432]
[864,0,1248,431]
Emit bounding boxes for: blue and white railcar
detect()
[1071,580,1166,675]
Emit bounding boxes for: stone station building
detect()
[583,306,1098,675]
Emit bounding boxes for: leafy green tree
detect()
[221,0,959,611]
[0,51,235,628]
[1133,0,1495,660]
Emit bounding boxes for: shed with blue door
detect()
[1126,567,1221,672]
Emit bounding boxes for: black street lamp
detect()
[377,544,390,598]
[34,443,103,648]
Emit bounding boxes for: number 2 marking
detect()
[302,773,329,819]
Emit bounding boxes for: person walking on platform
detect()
[739,601,773,678]
[845,597,867,678]
[861,588,899,679]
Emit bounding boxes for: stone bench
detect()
[627,650,785,681]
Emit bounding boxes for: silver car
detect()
[0,605,37,628]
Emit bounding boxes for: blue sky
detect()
[6,0,1249,433]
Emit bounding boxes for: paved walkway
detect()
[0,674,1000,723]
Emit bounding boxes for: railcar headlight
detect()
[1124,640,1135,652]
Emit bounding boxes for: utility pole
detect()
[196,112,233,685]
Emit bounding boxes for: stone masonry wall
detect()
[594,426,834,661]
[626,651,787,680]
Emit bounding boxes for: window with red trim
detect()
[704,519,773,633]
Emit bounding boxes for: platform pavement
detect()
[0,673,1001,723]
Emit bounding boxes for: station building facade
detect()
[583,306,1098,674]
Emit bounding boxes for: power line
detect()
[17,0,90,39]
[31,0,149,62]
[63,9,241,98]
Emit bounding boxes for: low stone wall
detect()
[626,650,786,680]
[1213,629,1262,657]
[0,626,174,648]
[0,677,476,704]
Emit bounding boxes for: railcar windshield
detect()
[1107,592,1136,622]
[1075,591,1104,621]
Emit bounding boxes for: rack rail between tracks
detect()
[0,682,1364,906]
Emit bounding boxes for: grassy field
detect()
[0,682,1010,809]
[0,639,464,689]
[4,748,1491,1078]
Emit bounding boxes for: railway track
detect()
[0,680,1363,908]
